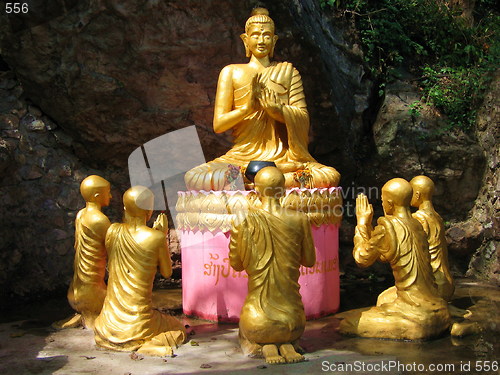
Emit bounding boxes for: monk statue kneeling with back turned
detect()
[229,167,316,364]
[338,178,450,340]
[94,186,186,356]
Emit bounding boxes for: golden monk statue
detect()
[185,8,340,190]
[55,175,111,329]
[338,178,450,340]
[229,167,316,364]
[94,186,186,356]
[410,175,454,301]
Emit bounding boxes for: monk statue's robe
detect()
[340,215,450,340]
[67,210,108,327]
[413,208,454,301]
[185,62,340,190]
[94,223,186,352]
[229,207,316,351]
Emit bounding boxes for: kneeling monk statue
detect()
[410,175,454,301]
[185,8,340,190]
[94,186,186,356]
[229,167,316,364]
[338,178,450,340]
[55,175,112,330]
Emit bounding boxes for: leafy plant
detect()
[322,0,499,130]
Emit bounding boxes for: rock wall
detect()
[0,69,95,298]
[447,71,499,282]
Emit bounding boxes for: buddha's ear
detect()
[240,33,250,57]
[270,35,278,58]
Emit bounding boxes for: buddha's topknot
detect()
[245,7,274,33]
[251,7,269,16]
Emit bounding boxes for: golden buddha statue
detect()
[94,186,186,356]
[55,175,112,330]
[338,178,450,340]
[410,175,455,301]
[184,8,340,190]
[229,167,316,364]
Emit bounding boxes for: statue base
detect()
[176,188,342,322]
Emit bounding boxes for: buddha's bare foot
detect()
[278,162,304,173]
[262,344,285,364]
[52,313,82,329]
[279,343,305,363]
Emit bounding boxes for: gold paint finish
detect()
[176,187,342,233]
[184,8,340,190]
[410,175,455,301]
[57,175,112,330]
[229,166,316,364]
[93,186,186,355]
[338,178,451,340]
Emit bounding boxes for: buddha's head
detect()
[241,8,278,58]
[381,178,412,215]
[80,175,111,207]
[255,166,285,199]
[123,185,154,221]
[410,175,435,207]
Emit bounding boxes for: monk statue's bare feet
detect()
[52,313,82,330]
[262,344,285,364]
[137,330,185,357]
[279,343,305,363]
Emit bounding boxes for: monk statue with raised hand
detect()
[94,186,186,356]
[410,175,454,301]
[185,8,340,190]
[54,175,112,330]
[229,166,316,364]
[338,178,450,340]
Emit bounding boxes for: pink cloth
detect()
[181,224,339,322]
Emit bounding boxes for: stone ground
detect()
[0,279,498,375]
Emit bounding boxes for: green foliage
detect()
[323,0,499,130]
[408,101,423,119]
[319,0,341,8]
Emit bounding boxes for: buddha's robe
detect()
[341,215,450,340]
[413,208,454,300]
[67,210,107,326]
[94,224,185,351]
[185,62,340,190]
[229,207,316,346]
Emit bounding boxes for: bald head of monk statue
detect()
[80,175,112,208]
[255,166,286,200]
[123,186,155,221]
[410,175,435,208]
[381,178,413,216]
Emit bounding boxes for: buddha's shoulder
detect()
[220,64,251,74]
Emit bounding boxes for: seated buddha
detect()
[184,8,340,190]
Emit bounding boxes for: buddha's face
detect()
[244,23,276,58]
